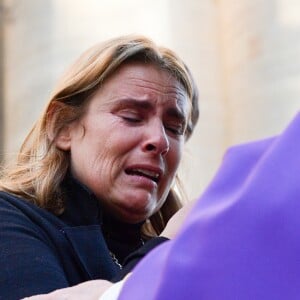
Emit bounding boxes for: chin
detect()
[111,193,158,222]
[118,212,148,224]
[116,204,154,224]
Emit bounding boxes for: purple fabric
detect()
[119,112,300,300]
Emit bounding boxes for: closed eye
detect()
[120,114,142,123]
[166,124,184,136]
[123,117,140,123]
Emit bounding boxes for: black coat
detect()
[0,176,167,299]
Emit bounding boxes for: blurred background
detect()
[0,0,300,201]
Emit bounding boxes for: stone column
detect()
[2,0,55,159]
[217,0,300,145]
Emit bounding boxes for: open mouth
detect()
[125,168,160,183]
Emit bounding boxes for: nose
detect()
[142,121,170,156]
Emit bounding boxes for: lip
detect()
[124,164,164,183]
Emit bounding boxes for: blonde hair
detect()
[0,35,199,236]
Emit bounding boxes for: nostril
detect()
[145,143,156,151]
[145,142,169,156]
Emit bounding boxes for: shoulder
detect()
[0,191,63,231]
[0,191,36,219]
[0,191,69,267]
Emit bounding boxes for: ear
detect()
[46,101,73,151]
[55,125,73,151]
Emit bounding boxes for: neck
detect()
[102,211,145,264]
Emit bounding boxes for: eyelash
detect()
[166,126,184,136]
[121,116,141,123]
[120,114,184,136]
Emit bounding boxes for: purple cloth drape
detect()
[119,112,300,300]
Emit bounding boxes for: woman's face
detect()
[56,62,190,223]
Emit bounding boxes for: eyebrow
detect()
[113,99,153,111]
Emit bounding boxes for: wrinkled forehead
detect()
[105,61,191,114]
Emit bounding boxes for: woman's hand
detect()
[22,280,113,300]
[160,200,195,239]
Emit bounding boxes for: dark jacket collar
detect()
[59,174,102,226]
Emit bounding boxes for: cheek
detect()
[100,130,140,162]
[87,124,140,173]
[167,141,184,174]
[161,141,182,180]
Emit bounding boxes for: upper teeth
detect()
[134,168,160,178]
